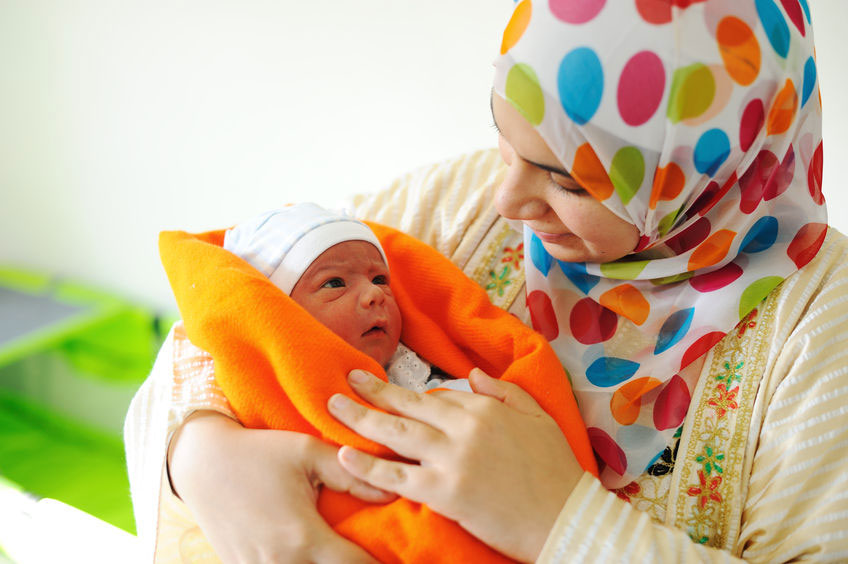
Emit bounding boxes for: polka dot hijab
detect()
[493,0,827,488]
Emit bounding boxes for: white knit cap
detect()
[223,203,387,295]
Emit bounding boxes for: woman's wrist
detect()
[166,410,240,499]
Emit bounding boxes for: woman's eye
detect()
[322,278,345,289]
[372,274,388,285]
[551,174,588,196]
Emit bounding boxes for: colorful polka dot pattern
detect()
[494,0,827,488]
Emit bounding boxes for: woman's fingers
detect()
[337,446,438,505]
[346,370,461,424]
[328,392,447,461]
[302,436,396,504]
[468,367,546,415]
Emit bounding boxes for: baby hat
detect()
[223,203,387,294]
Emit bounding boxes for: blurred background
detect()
[0,1,846,561]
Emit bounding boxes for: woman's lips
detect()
[533,229,570,243]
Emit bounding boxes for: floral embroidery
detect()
[716,360,743,385]
[687,470,723,510]
[501,243,524,269]
[471,223,525,309]
[736,307,758,337]
[696,445,724,477]
[614,481,642,503]
[647,429,681,477]
[707,383,739,418]
[486,265,513,297]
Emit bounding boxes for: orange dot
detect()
[687,229,736,271]
[500,0,532,55]
[572,143,614,201]
[767,79,798,135]
[717,16,760,86]
[649,162,685,210]
[599,284,651,325]
[610,377,663,425]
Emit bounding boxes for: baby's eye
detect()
[322,278,345,289]
[372,274,389,285]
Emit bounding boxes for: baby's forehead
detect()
[305,240,388,273]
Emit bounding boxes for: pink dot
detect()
[780,0,806,36]
[635,0,671,24]
[787,223,828,269]
[549,0,606,24]
[738,150,778,214]
[570,298,617,344]
[808,141,824,205]
[681,331,726,370]
[617,51,666,126]
[587,427,627,476]
[653,375,691,430]
[764,145,795,201]
[740,98,764,152]
[666,217,711,255]
[690,262,744,292]
[684,173,737,222]
[527,290,559,341]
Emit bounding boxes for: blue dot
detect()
[654,308,694,354]
[693,129,731,176]
[557,260,600,294]
[741,216,779,253]
[586,357,640,387]
[799,0,811,24]
[557,47,604,126]
[802,56,817,107]
[530,234,553,276]
[756,0,791,59]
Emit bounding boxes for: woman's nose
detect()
[494,161,549,221]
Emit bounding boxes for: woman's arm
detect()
[168,411,388,564]
[125,323,388,563]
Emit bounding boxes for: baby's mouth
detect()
[362,325,387,337]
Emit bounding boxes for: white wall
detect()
[1,1,846,313]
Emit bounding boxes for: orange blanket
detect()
[160,221,598,563]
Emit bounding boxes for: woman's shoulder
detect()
[772,226,848,326]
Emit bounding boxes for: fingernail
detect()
[348,370,370,385]
[329,394,351,410]
[339,445,360,463]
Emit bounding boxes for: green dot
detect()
[600,259,650,280]
[651,272,694,286]
[609,147,644,206]
[658,209,679,236]
[738,276,783,319]
[667,63,716,123]
[505,63,545,126]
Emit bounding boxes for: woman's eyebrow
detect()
[490,92,575,179]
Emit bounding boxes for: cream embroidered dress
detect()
[126,150,848,562]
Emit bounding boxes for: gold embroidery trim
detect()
[466,222,525,311]
[670,290,779,549]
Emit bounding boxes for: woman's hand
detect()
[327,369,585,563]
[168,410,393,564]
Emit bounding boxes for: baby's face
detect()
[290,240,402,368]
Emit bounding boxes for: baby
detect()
[223,202,465,393]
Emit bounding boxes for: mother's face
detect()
[492,93,639,264]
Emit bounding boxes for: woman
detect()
[126,1,848,562]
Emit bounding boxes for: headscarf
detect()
[494,0,827,488]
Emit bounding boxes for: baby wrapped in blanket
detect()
[159,203,597,563]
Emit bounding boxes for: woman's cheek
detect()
[498,136,514,166]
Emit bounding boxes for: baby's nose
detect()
[360,283,385,307]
